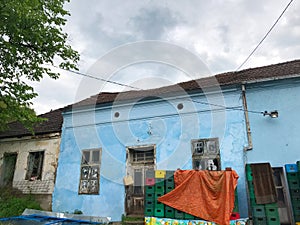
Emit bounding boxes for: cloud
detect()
[129,6,182,39]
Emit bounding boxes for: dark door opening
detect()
[0,153,18,187]
[125,146,155,216]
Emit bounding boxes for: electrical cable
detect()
[50,67,266,115]
[236,0,294,71]
[50,65,143,91]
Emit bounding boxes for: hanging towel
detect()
[158,169,239,225]
[250,163,277,204]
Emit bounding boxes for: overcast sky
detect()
[31,0,300,114]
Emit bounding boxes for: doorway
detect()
[0,153,18,186]
[125,145,155,216]
[273,167,293,225]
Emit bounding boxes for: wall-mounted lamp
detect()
[263,110,278,118]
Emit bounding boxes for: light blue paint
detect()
[246,79,300,166]
[53,89,249,220]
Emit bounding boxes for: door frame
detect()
[125,145,156,216]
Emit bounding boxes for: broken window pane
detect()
[25,151,44,181]
[79,149,101,195]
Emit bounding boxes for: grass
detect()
[0,186,41,218]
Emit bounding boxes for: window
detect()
[25,151,44,181]
[191,138,221,171]
[79,149,101,194]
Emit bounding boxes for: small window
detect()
[191,138,221,171]
[25,151,44,181]
[79,149,101,195]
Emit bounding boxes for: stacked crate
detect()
[285,163,300,223]
[145,170,239,220]
[144,170,195,219]
[246,164,280,225]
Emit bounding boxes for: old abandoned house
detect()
[0,109,63,210]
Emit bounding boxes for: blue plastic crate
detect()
[285,164,298,173]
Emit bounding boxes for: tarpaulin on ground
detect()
[158,170,239,225]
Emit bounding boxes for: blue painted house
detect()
[52,60,300,223]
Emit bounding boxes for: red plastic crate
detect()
[230,212,240,220]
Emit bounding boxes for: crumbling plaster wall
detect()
[0,133,61,210]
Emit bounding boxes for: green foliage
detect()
[73,209,83,214]
[0,187,41,218]
[0,0,79,131]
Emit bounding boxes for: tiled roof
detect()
[1,59,300,138]
[70,59,300,109]
[0,108,63,139]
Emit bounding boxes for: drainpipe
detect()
[242,84,253,151]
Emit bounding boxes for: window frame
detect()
[25,151,44,181]
[191,138,221,171]
[78,148,101,195]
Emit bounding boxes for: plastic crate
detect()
[286,172,299,181]
[146,170,155,178]
[164,206,175,219]
[155,170,166,178]
[145,199,155,208]
[146,178,155,186]
[297,161,300,171]
[266,215,280,225]
[154,207,164,217]
[145,207,154,216]
[155,183,165,193]
[154,192,164,201]
[264,206,279,218]
[252,206,266,217]
[165,185,174,193]
[145,185,155,194]
[253,217,267,225]
[230,212,240,220]
[285,164,298,173]
[246,164,252,172]
[184,213,194,219]
[290,189,300,199]
[145,192,155,200]
[246,170,253,181]
[165,170,175,179]
[288,179,300,189]
[174,210,185,219]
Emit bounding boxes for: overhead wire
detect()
[51,64,266,115]
[235,0,294,71]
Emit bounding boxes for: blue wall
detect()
[246,79,300,166]
[52,88,249,221]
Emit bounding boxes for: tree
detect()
[0,0,79,131]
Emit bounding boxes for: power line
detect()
[50,66,265,115]
[51,65,143,91]
[236,0,294,71]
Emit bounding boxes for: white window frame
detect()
[78,148,101,195]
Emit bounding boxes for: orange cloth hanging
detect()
[158,169,239,225]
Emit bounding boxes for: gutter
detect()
[241,84,253,151]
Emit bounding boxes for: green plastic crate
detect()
[252,206,266,217]
[154,207,164,218]
[253,217,267,225]
[264,206,279,218]
[288,179,300,189]
[286,172,299,181]
[250,197,258,206]
[174,210,185,219]
[155,182,165,193]
[145,192,155,200]
[266,215,280,225]
[164,206,175,219]
[184,213,194,219]
[145,207,154,217]
[145,185,155,194]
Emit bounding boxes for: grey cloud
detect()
[129,6,182,39]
